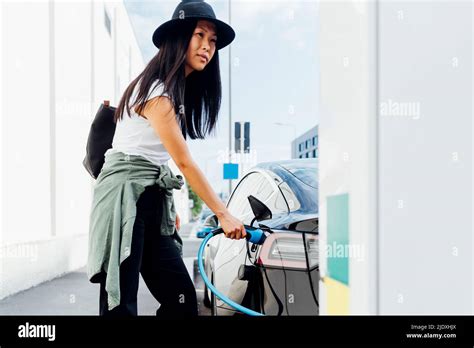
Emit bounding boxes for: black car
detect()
[202,159,318,315]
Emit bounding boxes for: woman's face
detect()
[185,20,217,76]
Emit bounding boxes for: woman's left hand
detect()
[175,213,181,231]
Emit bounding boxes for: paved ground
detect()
[0,222,211,316]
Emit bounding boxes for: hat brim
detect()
[152,17,235,50]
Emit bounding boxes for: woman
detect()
[87,0,246,317]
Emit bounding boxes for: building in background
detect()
[0,0,188,301]
[291,125,318,159]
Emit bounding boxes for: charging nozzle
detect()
[245,228,266,245]
[210,226,266,245]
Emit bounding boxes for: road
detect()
[0,222,211,316]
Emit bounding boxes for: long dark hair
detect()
[114,18,222,140]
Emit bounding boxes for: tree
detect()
[187,182,203,218]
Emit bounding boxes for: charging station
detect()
[318,1,473,315]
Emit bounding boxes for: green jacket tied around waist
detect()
[87,151,184,311]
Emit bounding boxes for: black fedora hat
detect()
[152,0,235,50]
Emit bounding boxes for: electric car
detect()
[192,207,214,238]
[202,159,318,316]
[195,215,217,238]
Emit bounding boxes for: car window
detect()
[278,181,301,212]
[280,161,317,188]
[227,172,288,224]
[292,218,318,232]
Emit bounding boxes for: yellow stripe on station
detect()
[324,276,349,315]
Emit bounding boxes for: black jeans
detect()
[99,184,198,317]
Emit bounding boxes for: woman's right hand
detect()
[217,211,247,240]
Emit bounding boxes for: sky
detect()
[123,0,319,195]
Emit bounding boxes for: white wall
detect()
[319,0,472,315]
[0,0,146,300]
[0,0,4,300]
[378,1,472,314]
[2,1,52,245]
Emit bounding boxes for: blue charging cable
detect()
[197,226,267,316]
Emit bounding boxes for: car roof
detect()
[254,158,318,189]
[245,158,318,218]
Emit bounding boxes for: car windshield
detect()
[280,161,317,188]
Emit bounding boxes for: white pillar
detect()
[318,0,378,315]
[319,0,473,315]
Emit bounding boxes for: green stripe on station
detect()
[327,193,349,286]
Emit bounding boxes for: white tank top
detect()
[105,80,172,167]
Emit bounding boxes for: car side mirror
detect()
[205,214,219,228]
[248,195,272,222]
